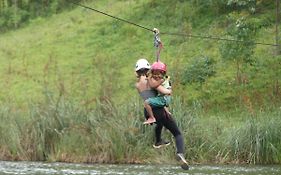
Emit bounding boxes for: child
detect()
[143,61,172,125]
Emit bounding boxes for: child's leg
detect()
[144,100,156,124]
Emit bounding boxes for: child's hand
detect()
[164,107,171,115]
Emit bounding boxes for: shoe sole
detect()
[180,163,189,170]
[152,142,170,149]
[143,120,156,125]
[177,154,189,170]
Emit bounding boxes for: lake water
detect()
[0,161,280,175]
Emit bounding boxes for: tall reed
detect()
[222,111,281,164]
[0,95,280,164]
[170,97,281,164]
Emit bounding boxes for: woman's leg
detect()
[148,107,189,169]
[160,111,188,169]
[144,108,163,142]
[155,122,163,143]
[162,112,184,154]
[151,107,184,153]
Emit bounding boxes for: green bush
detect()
[181,56,216,85]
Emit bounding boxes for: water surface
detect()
[0,161,280,175]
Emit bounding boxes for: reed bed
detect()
[0,96,280,164]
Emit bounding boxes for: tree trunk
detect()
[18,0,22,9]
[0,1,2,13]
[7,0,13,7]
[276,0,280,55]
[14,0,18,28]
[236,59,241,85]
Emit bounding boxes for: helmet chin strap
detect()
[153,28,163,62]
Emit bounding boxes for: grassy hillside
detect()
[0,0,281,164]
[0,0,279,111]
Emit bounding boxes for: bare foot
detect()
[143,118,156,124]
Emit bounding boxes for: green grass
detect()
[0,0,280,164]
[0,0,279,109]
[0,95,280,164]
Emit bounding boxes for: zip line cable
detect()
[70,1,278,47]
[161,32,278,46]
[70,1,153,32]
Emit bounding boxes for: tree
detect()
[181,56,216,85]
[219,17,258,85]
[0,0,84,32]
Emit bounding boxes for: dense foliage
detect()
[0,0,84,31]
[181,56,216,85]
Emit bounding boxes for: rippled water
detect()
[0,161,280,175]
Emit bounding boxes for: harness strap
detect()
[153,28,163,62]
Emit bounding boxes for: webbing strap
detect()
[153,28,163,62]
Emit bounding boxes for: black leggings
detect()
[144,107,185,154]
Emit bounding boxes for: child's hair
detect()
[152,73,164,80]
[151,69,166,75]
[136,68,149,78]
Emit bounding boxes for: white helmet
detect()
[135,58,151,71]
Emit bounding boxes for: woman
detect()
[135,58,189,170]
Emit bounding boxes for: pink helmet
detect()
[151,61,167,73]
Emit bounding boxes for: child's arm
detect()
[148,76,163,88]
[155,85,172,95]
